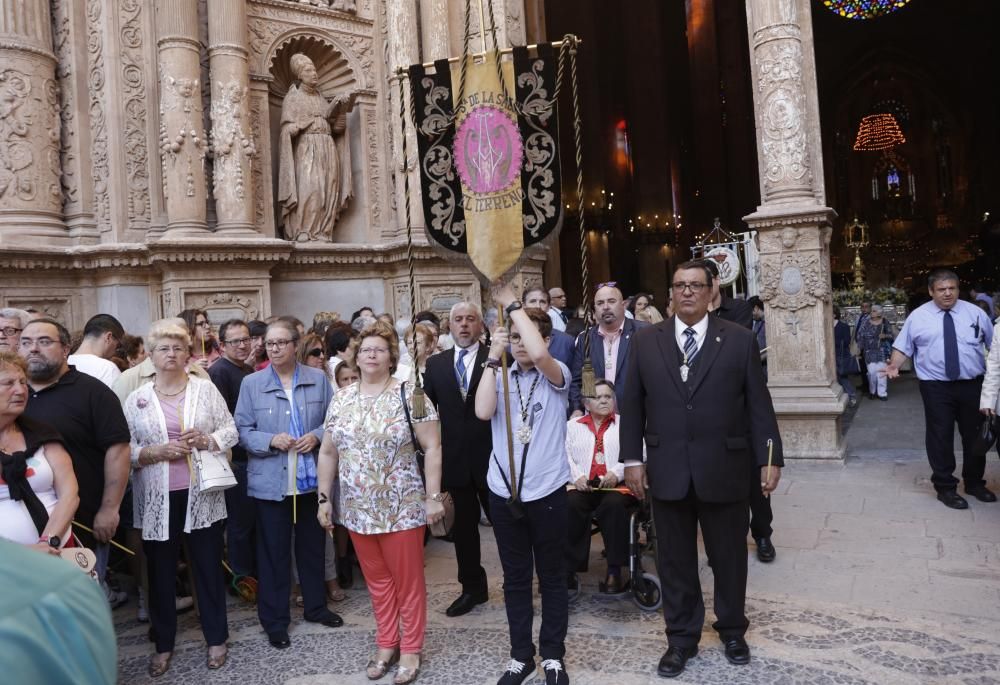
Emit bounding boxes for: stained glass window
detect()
[822,0,912,20]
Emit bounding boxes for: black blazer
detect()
[422,345,493,490]
[570,317,648,413]
[619,315,783,503]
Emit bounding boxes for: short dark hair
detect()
[700,258,720,279]
[413,310,441,329]
[248,320,267,337]
[676,260,714,285]
[927,268,959,289]
[350,307,375,322]
[594,378,615,393]
[748,296,763,311]
[121,334,144,359]
[218,319,249,344]
[520,307,553,338]
[833,305,841,320]
[522,286,549,306]
[82,313,124,340]
[324,321,354,355]
[24,317,72,346]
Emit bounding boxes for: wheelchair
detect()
[585,493,662,612]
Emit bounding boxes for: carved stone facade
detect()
[745,0,844,460]
[0,0,535,335]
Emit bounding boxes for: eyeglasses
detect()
[18,337,59,349]
[671,282,708,293]
[224,337,251,347]
[264,339,295,350]
[357,346,389,357]
[307,348,324,358]
[153,345,187,355]
[0,327,22,337]
[595,281,617,291]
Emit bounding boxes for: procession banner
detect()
[409,44,563,282]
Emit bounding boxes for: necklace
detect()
[512,368,541,444]
[359,375,393,399]
[154,382,187,397]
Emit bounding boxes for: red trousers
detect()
[350,526,426,653]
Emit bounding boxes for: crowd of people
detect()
[0,262,997,684]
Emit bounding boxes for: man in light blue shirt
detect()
[476,286,571,685]
[886,269,995,509]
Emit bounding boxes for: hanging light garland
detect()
[822,0,912,20]
[853,112,906,151]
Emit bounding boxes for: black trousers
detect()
[490,487,568,662]
[918,378,986,492]
[566,489,635,572]
[143,490,228,653]
[449,481,491,595]
[651,485,750,648]
[254,492,326,636]
[225,460,256,578]
[749,463,773,540]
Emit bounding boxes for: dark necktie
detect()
[455,349,469,391]
[943,310,960,381]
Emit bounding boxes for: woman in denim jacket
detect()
[234,320,341,649]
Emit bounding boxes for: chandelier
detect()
[822,0,913,20]
[853,112,906,151]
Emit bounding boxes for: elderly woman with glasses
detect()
[317,320,445,684]
[124,320,239,677]
[234,320,341,651]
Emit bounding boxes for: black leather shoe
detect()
[723,636,751,665]
[445,592,489,617]
[937,490,969,509]
[657,645,697,678]
[268,633,291,649]
[966,485,997,503]
[308,611,344,628]
[755,537,776,563]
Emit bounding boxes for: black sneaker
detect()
[497,658,535,685]
[541,658,569,685]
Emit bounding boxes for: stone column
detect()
[156,0,209,236]
[743,0,846,460]
[386,0,420,239]
[207,0,256,234]
[0,0,66,244]
[420,0,450,61]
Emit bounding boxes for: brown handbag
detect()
[400,383,455,537]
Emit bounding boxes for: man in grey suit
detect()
[621,260,783,678]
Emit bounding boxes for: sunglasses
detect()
[307,348,324,358]
[596,281,618,291]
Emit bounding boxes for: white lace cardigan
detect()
[981,339,1000,413]
[125,376,239,541]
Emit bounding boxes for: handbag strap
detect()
[400,382,425,471]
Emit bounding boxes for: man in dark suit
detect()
[621,260,784,678]
[422,301,493,617]
[703,258,753,329]
[570,283,647,417]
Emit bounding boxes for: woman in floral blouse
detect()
[125,320,238,677]
[317,319,445,685]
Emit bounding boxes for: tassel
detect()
[411,383,427,419]
[581,359,596,399]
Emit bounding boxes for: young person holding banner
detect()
[475,285,572,685]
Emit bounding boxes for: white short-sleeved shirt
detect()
[68,355,121,388]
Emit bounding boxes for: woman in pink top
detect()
[125,321,238,678]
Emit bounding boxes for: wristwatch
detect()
[426,492,447,502]
[504,301,523,318]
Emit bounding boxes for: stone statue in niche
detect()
[278,53,358,242]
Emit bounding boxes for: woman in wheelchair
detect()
[565,379,637,596]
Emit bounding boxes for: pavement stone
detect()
[111,376,1000,684]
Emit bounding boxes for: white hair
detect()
[449,301,483,321]
[0,308,30,327]
[871,304,884,316]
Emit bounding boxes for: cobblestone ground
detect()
[115,377,1000,684]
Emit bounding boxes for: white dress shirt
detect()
[674,314,710,359]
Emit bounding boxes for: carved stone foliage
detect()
[86,0,110,230]
[247,94,266,229]
[760,250,831,311]
[753,24,813,201]
[210,80,255,204]
[364,107,381,227]
[188,291,261,320]
[51,0,79,213]
[505,0,526,46]
[159,71,208,199]
[0,68,60,211]
[119,0,151,226]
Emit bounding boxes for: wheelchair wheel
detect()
[632,571,662,612]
